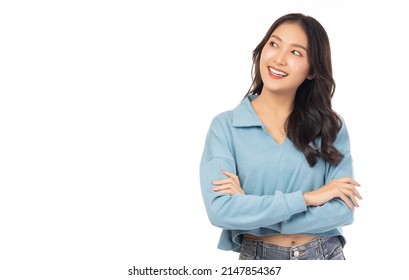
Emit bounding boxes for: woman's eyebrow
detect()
[270,34,307,51]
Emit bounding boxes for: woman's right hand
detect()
[303,177,362,210]
[211,170,245,195]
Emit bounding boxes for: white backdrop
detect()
[1,0,407,279]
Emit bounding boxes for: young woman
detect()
[199,13,362,260]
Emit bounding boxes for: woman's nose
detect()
[273,50,286,66]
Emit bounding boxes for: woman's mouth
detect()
[268,67,288,78]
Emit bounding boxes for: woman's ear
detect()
[307,73,315,80]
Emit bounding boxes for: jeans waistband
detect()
[240,235,344,260]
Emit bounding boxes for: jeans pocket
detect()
[239,252,254,260]
[239,239,257,260]
[327,246,345,260]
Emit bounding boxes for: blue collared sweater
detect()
[200,95,355,252]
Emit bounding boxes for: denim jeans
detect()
[239,236,345,260]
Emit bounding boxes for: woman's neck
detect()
[252,90,295,118]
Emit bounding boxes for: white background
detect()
[1,0,408,279]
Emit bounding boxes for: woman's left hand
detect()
[211,170,245,195]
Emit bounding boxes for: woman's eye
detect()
[269,41,278,47]
[292,50,302,56]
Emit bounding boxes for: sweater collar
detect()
[232,95,264,128]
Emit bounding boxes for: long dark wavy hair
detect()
[245,13,343,167]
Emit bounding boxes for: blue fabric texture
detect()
[200,95,355,252]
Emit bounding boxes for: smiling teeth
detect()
[269,67,288,77]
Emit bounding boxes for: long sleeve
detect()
[200,116,307,231]
[280,118,355,234]
[200,97,357,251]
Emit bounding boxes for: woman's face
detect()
[260,22,312,95]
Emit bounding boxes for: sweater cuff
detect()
[286,191,307,215]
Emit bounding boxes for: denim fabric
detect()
[239,236,345,260]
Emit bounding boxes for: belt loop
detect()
[255,240,263,260]
[260,241,265,260]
